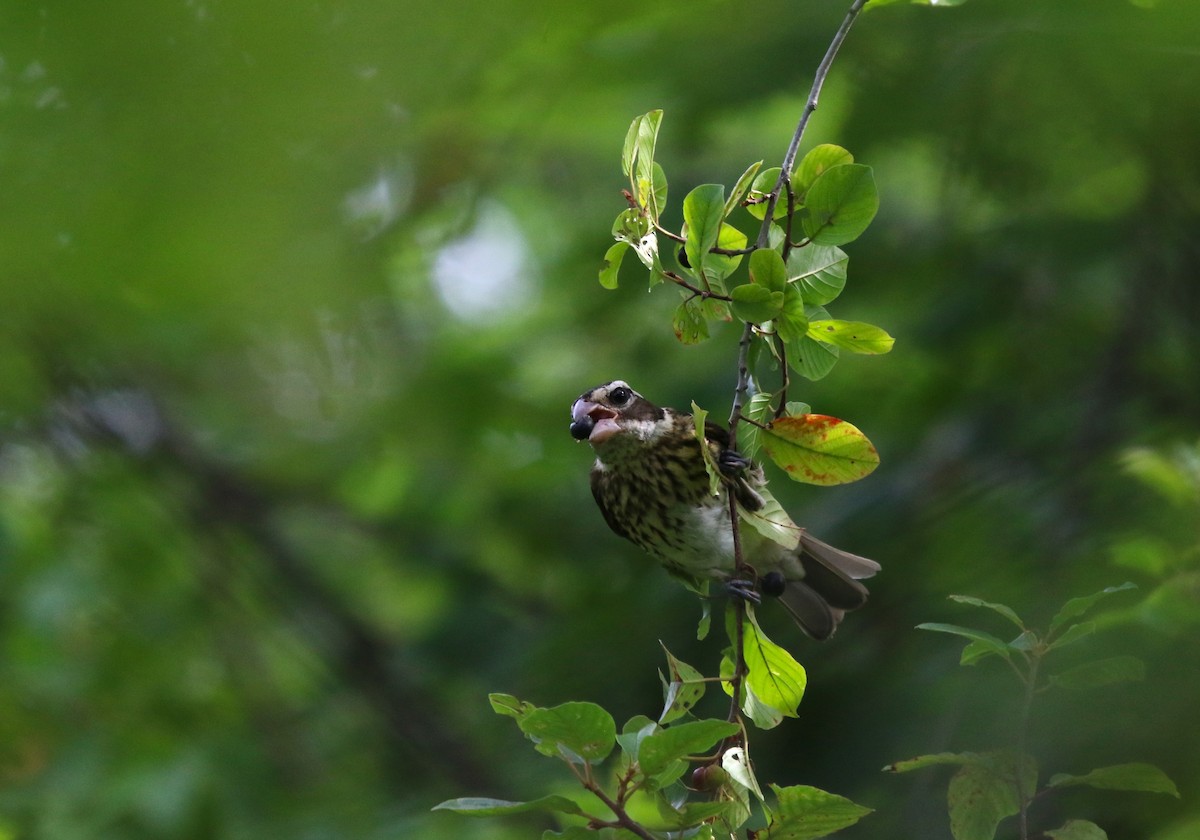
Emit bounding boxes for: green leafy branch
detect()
[437,0,965,836]
[436,619,872,839]
[886,584,1179,840]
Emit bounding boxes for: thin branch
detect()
[727,322,756,439]
[584,781,660,840]
[755,0,869,249]
[663,271,733,302]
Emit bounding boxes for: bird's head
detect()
[569,380,666,447]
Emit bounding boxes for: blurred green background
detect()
[2,0,1198,837]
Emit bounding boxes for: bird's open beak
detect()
[570,399,620,445]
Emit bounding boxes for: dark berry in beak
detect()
[569,417,595,440]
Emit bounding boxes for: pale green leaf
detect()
[738,475,802,551]
[1049,763,1179,798]
[806,319,894,354]
[743,607,807,719]
[801,164,879,246]
[673,297,709,344]
[1046,820,1108,840]
[600,241,628,289]
[731,283,784,323]
[947,594,1026,630]
[519,701,616,764]
[764,784,873,840]
[1049,583,1137,635]
[883,751,980,774]
[638,719,740,776]
[745,166,786,220]
[683,184,725,278]
[1049,655,1146,690]
[725,160,764,218]
[787,244,848,305]
[792,144,854,200]
[947,751,1037,840]
[659,643,707,724]
[917,623,1012,662]
[749,247,788,293]
[433,794,586,817]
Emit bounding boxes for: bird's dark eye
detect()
[609,386,632,406]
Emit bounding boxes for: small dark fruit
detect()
[761,571,787,598]
[569,417,595,441]
[690,764,729,791]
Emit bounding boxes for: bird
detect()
[570,380,879,639]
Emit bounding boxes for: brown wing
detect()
[589,466,632,541]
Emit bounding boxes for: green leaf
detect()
[781,303,840,381]
[806,319,894,354]
[659,644,707,724]
[731,284,785,323]
[793,144,854,200]
[745,166,786,220]
[738,480,802,550]
[947,751,1038,840]
[433,794,586,817]
[725,160,764,218]
[706,222,748,286]
[764,784,873,840]
[959,638,1006,667]
[616,715,657,762]
[749,247,787,293]
[1049,655,1146,690]
[761,414,880,486]
[683,184,726,277]
[599,241,628,289]
[743,607,807,720]
[883,751,980,774]
[1049,582,1137,636]
[801,164,879,246]
[947,594,1026,630]
[739,391,774,460]
[917,623,1013,663]
[1048,620,1096,650]
[775,286,809,341]
[787,244,848,305]
[690,401,722,496]
[1049,763,1179,798]
[1120,444,1200,506]
[673,297,709,344]
[621,115,640,177]
[1046,820,1108,840]
[489,692,537,720]
[638,719,740,776]
[519,701,616,764]
[651,160,668,219]
[633,110,663,213]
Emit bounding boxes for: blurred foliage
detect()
[1,0,1198,838]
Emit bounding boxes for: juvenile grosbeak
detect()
[570,380,879,639]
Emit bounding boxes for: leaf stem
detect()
[755,0,869,249]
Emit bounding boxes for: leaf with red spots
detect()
[761,414,879,486]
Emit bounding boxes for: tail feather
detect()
[778,582,842,641]
[779,533,880,639]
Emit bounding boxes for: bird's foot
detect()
[718,448,754,479]
[724,577,762,605]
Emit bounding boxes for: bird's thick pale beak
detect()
[570,399,620,444]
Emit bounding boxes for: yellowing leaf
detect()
[762,415,879,486]
[807,319,894,354]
